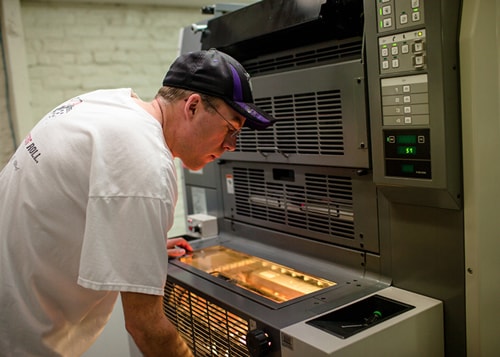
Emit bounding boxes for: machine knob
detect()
[246,329,272,357]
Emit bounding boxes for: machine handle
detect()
[246,329,272,357]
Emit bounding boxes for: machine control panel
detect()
[378,29,426,73]
[367,0,461,206]
[377,0,425,32]
[377,1,432,182]
[383,128,431,178]
[380,74,429,126]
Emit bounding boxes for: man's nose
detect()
[223,135,237,151]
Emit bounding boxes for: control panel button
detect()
[413,55,426,68]
[382,0,425,31]
[379,29,426,74]
[413,41,424,52]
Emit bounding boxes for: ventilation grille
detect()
[236,90,345,155]
[233,168,355,239]
[242,38,363,76]
[164,281,250,357]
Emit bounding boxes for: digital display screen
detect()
[396,145,417,155]
[383,129,431,179]
[396,135,417,144]
[401,164,415,173]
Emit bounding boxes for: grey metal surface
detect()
[168,1,466,356]
[219,161,379,253]
[365,0,463,209]
[223,59,370,169]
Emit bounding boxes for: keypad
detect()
[379,29,426,74]
[380,74,429,126]
[377,0,425,33]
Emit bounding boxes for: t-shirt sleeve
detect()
[78,196,171,295]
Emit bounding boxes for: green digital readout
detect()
[397,145,417,155]
[397,135,417,144]
[401,164,415,173]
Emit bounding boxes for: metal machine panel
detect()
[365,0,463,209]
[281,287,444,357]
[164,281,251,357]
[202,0,364,61]
[220,162,379,253]
[166,1,466,356]
[165,235,389,357]
[184,163,221,216]
[178,245,337,306]
[223,59,370,169]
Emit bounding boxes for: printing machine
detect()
[164,1,466,356]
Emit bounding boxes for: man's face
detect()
[177,96,245,171]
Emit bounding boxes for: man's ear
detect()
[185,94,201,118]
[188,101,196,115]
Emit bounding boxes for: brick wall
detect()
[0,33,15,170]
[21,1,203,119]
[0,36,16,167]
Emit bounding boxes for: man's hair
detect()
[156,86,220,113]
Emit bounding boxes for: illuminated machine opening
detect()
[179,245,336,303]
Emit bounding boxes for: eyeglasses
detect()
[205,100,242,139]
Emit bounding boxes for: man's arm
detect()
[121,291,193,357]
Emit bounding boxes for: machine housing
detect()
[165,0,464,356]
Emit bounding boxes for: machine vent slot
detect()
[233,167,355,239]
[242,38,363,76]
[164,281,250,357]
[236,90,345,156]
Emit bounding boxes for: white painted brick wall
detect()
[0,45,15,168]
[22,2,203,119]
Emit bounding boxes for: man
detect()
[0,49,274,356]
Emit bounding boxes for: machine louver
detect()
[233,168,355,240]
[164,281,250,357]
[242,38,363,76]
[237,90,345,156]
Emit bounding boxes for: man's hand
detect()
[167,237,193,258]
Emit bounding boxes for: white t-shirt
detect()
[0,88,177,356]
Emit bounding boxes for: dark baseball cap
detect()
[162,49,275,130]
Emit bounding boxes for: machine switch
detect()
[246,329,272,357]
